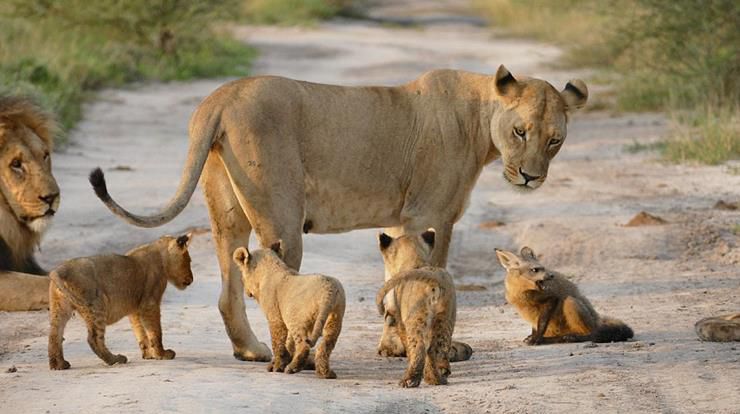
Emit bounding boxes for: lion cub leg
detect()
[285,332,311,375]
[129,313,153,359]
[48,283,73,370]
[140,306,175,360]
[79,306,127,366]
[267,320,290,373]
[315,311,342,379]
[399,316,427,388]
[424,316,451,385]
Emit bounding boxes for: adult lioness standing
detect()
[90,65,588,362]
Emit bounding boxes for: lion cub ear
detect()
[421,229,436,249]
[232,247,251,266]
[176,233,192,249]
[270,240,284,259]
[520,246,537,261]
[378,233,394,251]
[494,64,519,97]
[561,79,588,111]
[494,248,520,270]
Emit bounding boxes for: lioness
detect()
[495,247,633,344]
[48,234,193,370]
[695,313,740,342]
[0,95,60,311]
[377,230,456,388]
[232,242,345,379]
[89,65,588,361]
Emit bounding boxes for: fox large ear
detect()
[232,246,250,266]
[494,248,520,270]
[421,229,436,249]
[494,64,519,97]
[378,233,393,250]
[270,240,284,259]
[520,246,536,260]
[561,79,588,111]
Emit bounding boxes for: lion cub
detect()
[232,242,345,379]
[48,234,193,370]
[377,230,456,388]
[495,246,633,345]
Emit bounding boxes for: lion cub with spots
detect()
[495,246,633,345]
[232,242,345,379]
[48,234,193,370]
[376,230,456,388]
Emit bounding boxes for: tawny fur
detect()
[48,235,194,370]
[378,231,457,388]
[0,95,60,311]
[89,66,587,361]
[695,313,740,342]
[496,247,633,345]
[232,243,345,379]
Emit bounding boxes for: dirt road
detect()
[1,1,739,413]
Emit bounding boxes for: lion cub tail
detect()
[375,271,445,316]
[307,282,343,346]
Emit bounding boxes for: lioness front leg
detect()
[140,306,175,360]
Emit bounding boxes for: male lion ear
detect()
[421,229,436,249]
[270,240,284,258]
[232,247,250,266]
[560,79,588,111]
[378,233,393,250]
[494,64,519,97]
[520,246,536,261]
[494,248,520,270]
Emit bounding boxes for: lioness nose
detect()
[39,192,59,206]
[519,168,541,183]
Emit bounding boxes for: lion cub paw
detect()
[317,369,337,379]
[107,354,128,365]
[399,375,421,388]
[49,359,71,370]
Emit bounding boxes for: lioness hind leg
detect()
[80,307,127,366]
[48,284,73,370]
[315,311,343,379]
[202,156,271,363]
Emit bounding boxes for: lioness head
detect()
[161,234,194,290]
[0,96,60,235]
[378,230,436,277]
[494,246,553,290]
[232,241,284,298]
[491,65,588,190]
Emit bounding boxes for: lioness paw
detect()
[49,359,71,370]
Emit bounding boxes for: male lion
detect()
[48,234,193,370]
[233,242,345,378]
[376,230,456,388]
[0,95,60,311]
[89,65,588,361]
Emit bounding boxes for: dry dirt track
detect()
[1,1,739,413]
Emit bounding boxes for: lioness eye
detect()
[513,127,526,140]
[548,138,561,147]
[10,159,21,170]
[44,152,50,161]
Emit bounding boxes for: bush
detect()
[242,0,349,25]
[0,0,255,138]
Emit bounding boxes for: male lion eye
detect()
[10,159,22,169]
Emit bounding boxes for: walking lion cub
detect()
[48,234,193,370]
[232,242,345,379]
[377,230,456,388]
[495,246,633,345]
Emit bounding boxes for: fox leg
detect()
[526,298,559,345]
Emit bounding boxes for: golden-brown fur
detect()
[495,246,633,344]
[0,95,60,311]
[695,313,740,342]
[377,231,456,387]
[233,242,345,379]
[48,234,193,370]
[89,66,587,361]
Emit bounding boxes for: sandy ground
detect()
[1,1,739,413]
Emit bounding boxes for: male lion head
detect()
[0,96,60,239]
[490,65,588,190]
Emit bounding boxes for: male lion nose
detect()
[519,168,541,184]
[39,192,59,206]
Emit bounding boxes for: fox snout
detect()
[535,273,554,289]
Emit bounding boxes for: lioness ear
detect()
[421,229,436,249]
[494,64,519,97]
[494,248,520,270]
[560,79,588,111]
[378,233,393,250]
[270,240,284,258]
[520,246,536,260]
[232,247,250,266]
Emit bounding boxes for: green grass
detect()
[662,109,740,165]
[242,0,350,25]
[0,1,255,143]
